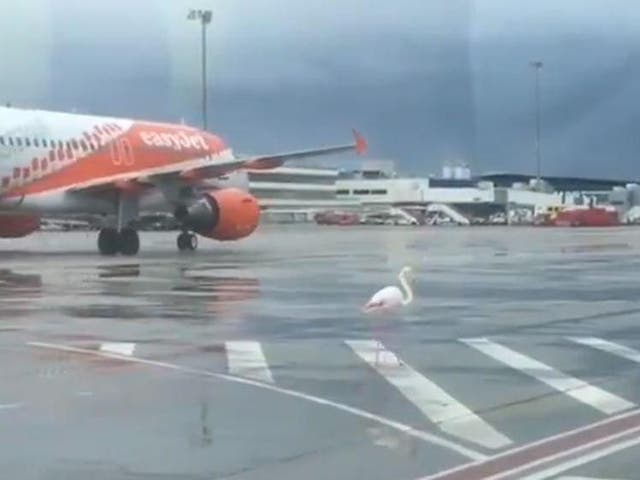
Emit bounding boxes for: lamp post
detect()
[188,9,213,130]
[529,60,543,186]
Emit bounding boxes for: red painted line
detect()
[498,425,640,480]
[419,408,640,480]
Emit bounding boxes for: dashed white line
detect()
[346,339,512,449]
[569,337,640,364]
[461,338,634,415]
[0,403,22,410]
[27,340,487,461]
[225,341,274,383]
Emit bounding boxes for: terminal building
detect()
[234,160,640,225]
[246,165,359,223]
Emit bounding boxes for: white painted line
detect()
[569,337,640,363]
[225,341,273,384]
[100,342,135,356]
[0,403,22,410]
[27,341,487,461]
[345,339,512,449]
[461,338,634,415]
[520,431,640,479]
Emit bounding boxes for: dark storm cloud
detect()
[3,0,640,177]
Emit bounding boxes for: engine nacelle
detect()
[175,188,260,241]
[0,214,40,238]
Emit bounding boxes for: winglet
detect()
[352,129,368,156]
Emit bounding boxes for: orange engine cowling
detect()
[175,188,260,241]
[0,214,40,238]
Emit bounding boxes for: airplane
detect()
[0,106,367,255]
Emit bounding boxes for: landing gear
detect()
[119,227,140,256]
[97,191,142,256]
[98,228,119,255]
[177,231,198,252]
[97,227,140,256]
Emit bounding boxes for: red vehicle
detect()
[314,211,360,226]
[552,207,620,227]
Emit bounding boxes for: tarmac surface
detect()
[1,225,640,479]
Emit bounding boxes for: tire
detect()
[187,233,198,250]
[98,228,119,255]
[177,232,198,251]
[119,228,140,256]
[177,232,190,251]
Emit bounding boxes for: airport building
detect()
[250,159,640,226]
[128,160,640,228]
[247,166,359,222]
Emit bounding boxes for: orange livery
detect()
[0,106,366,254]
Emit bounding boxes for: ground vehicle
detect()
[314,211,360,225]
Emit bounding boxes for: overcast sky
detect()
[2,0,640,178]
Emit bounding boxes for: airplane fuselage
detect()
[0,106,362,254]
[0,106,232,214]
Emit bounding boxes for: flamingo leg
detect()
[382,317,401,367]
[372,319,383,367]
[374,322,380,367]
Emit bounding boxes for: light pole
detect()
[529,60,543,186]
[188,9,213,130]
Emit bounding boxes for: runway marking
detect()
[418,408,640,480]
[460,338,634,415]
[225,341,273,383]
[345,339,512,449]
[0,403,22,410]
[100,342,135,356]
[557,477,628,480]
[518,430,640,479]
[569,337,640,363]
[491,426,640,479]
[27,341,486,461]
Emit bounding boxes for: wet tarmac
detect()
[2,225,640,479]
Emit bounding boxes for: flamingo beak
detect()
[362,301,385,313]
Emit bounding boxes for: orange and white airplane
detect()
[0,106,366,255]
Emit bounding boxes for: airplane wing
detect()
[71,129,367,193]
[178,129,367,180]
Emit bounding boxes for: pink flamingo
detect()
[362,266,414,365]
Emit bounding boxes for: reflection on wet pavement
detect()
[97,264,141,278]
[2,227,640,479]
[0,268,42,291]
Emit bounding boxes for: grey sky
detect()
[1,0,640,178]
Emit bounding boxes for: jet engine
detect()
[174,188,260,241]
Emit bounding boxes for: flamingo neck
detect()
[398,271,413,305]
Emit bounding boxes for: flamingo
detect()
[362,266,414,365]
[362,266,414,313]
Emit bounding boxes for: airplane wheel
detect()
[177,232,198,251]
[98,228,119,255]
[188,233,198,250]
[119,228,140,256]
[177,232,189,251]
